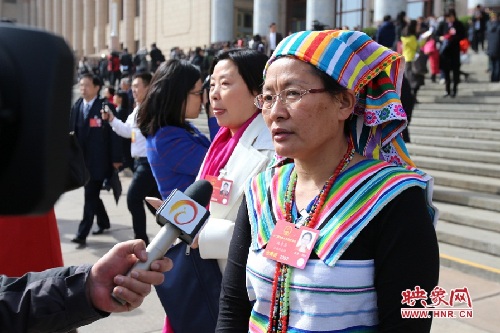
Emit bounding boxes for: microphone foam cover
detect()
[184,179,213,207]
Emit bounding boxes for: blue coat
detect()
[376,21,396,48]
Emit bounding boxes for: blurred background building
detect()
[1,0,499,58]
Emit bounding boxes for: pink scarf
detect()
[199,112,259,179]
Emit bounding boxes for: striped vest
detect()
[244,159,436,332]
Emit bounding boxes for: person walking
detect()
[69,74,123,247]
[436,9,466,97]
[486,12,500,82]
[216,30,439,332]
[149,43,166,73]
[375,14,396,48]
[102,72,160,245]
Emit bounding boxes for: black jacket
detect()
[70,97,123,180]
[0,265,107,333]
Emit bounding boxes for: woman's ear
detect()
[336,90,356,121]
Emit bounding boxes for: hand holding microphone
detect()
[112,180,213,304]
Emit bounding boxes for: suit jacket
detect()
[70,97,123,180]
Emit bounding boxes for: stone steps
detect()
[409,144,500,164]
[409,126,500,141]
[438,243,500,282]
[412,155,500,178]
[409,135,500,152]
[436,201,500,233]
[436,220,500,257]
[409,52,500,281]
[432,184,500,213]
[411,118,500,131]
[425,169,500,195]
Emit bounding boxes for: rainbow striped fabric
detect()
[245,159,437,266]
[264,30,413,168]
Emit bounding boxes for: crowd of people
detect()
[375,4,500,99]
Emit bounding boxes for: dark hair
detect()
[106,85,115,96]
[137,59,201,136]
[210,49,268,95]
[402,20,417,37]
[80,73,102,87]
[133,72,153,86]
[116,90,129,113]
[383,15,392,22]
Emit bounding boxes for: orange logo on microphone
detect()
[169,200,198,225]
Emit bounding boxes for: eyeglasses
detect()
[189,90,204,96]
[254,88,327,109]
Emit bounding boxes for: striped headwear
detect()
[264,30,414,167]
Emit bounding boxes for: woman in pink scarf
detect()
[158,49,275,333]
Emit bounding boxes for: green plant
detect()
[362,26,378,39]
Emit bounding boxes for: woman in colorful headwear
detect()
[216,30,439,332]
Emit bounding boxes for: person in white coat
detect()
[155,49,275,333]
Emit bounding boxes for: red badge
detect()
[89,117,102,127]
[264,220,319,269]
[204,175,233,205]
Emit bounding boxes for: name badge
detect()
[204,175,233,205]
[89,116,102,127]
[131,129,136,142]
[264,219,319,269]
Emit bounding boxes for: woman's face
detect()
[262,57,351,161]
[210,59,258,135]
[185,79,203,119]
[113,94,121,106]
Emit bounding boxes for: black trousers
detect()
[127,158,160,244]
[77,179,110,239]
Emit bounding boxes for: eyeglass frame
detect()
[254,88,327,109]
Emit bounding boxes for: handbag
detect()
[65,132,90,192]
[155,243,222,333]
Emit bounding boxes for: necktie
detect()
[83,103,90,119]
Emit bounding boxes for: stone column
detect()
[253,0,279,37]
[306,0,335,30]
[211,0,234,43]
[123,0,136,51]
[36,0,44,29]
[72,0,83,57]
[95,0,107,53]
[29,0,37,26]
[53,0,62,35]
[373,0,407,24]
[62,0,73,46]
[109,0,119,52]
[138,0,147,49]
[44,0,52,31]
[83,0,95,55]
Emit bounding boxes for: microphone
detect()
[112,179,213,304]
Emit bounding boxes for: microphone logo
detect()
[169,200,198,225]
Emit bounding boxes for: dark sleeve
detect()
[375,187,439,332]
[0,265,108,333]
[216,199,253,332]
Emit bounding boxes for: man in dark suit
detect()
[69,74,123,247]
[268,22,283,56]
